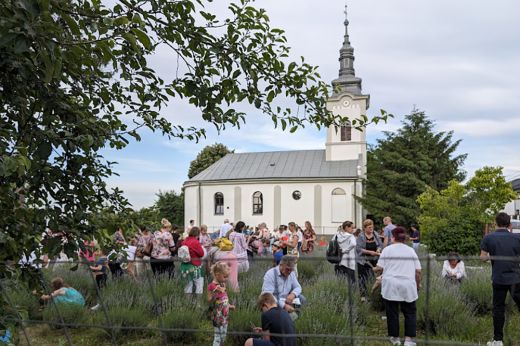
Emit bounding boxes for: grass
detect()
[6,245,520,345]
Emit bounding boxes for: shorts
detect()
[253,339,276,346]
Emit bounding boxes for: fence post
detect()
[144,258,169,346]
[86,259,118,346]
[424,254,431,345]
[38,270,73,346]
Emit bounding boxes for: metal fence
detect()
[0,253,518,346]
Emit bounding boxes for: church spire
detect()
[332,3,362,95]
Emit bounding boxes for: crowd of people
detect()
[17,212,520,346]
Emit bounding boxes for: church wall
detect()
[184,180,362,234]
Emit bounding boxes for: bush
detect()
[296,259,317,284]
[460,267,493,314]
[42,303,87,328]
[227,308,261,346]
[417,276,476,339]
[92,306,153,339]
[160,308,207,344]
[5,284,41,320]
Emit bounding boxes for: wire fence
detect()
[1,253,519,346]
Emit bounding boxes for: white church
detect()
[184,8,369,234]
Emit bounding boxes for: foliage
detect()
[359,110,466,227]
[160,309,208,344]
[0,0,395,267]
[460,267,493,314]
[418,167,516,255]
[42,303,87,328]
[416,274,476,339]
[188,143,234,179]
[154,190,184,227]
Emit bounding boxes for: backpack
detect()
[215,237,234,251]
[178,245,191,263]
[326,235,342,264]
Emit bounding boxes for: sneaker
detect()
[486,341,504,346]
[90,304,100,311]
[404,341,417,346]
[389,337,401,345]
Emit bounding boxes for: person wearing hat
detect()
[441,252,466,283]
[271,241,283,266]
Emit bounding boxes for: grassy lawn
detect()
[5,245,520,345]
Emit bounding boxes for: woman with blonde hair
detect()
[148,218,177,278]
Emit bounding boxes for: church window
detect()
[292,190,301,200]
[331,188,347,222]
[214,192,224,215]
[340,123,352,141]
[252,191,263,215]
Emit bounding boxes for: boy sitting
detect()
[244,293,296,346]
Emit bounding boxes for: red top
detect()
[182,236,205,266]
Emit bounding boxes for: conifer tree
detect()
[360,109,467,226]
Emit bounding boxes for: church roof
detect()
[187,150,360,183]
[512,178,520,192]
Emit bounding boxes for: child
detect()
[245,292,296,346]
[89,248,108,311]
[208,262,235,346]
[40,277,85,306]
[272,241,283,266]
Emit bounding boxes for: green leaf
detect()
[63,14,80,35]
[131,28,152,50]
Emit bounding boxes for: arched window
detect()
[340,123,352,142]
[252,191,263,215]
[331,188,347,222]
[214,192,224,215]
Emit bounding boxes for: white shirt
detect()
[219,223,233,238]
[441,260,466,279]
[336,232,357,270]
[124,245,137,261]
[377,243,421,302]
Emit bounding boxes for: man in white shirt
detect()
[219,219,233,238]
[375,226,421,346]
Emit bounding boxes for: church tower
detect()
[325,4,369,170]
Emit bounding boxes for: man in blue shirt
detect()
[261,256,302,314]
[383,216,396,248]
[480,212,520,346]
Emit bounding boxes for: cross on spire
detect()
[332,1,362,95]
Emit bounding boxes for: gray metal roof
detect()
[512,178,520,192]
[187,150,360,183]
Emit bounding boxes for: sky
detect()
[103,0,520,209]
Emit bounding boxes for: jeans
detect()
[150,258,175,279]
[492,282,520,341]
[334,264,356,284]
[384,299,417,338]
[357,263,374,297]
[213,325,227,346]
[184,276,204,294]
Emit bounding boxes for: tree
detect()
[0,0,389,265]
[417,166,516,255]
[359,110,466,227]
[154,190,184,227]
[188,143,233,179]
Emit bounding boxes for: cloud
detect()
[115,158,177,174]
[439,118,520,137]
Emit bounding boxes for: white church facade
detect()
[184,8,369,234]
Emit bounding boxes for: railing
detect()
[1,252,518,346]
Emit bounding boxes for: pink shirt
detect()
[228,232,248,259]
[150,231,175,259]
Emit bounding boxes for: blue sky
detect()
[103,0,520,209]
